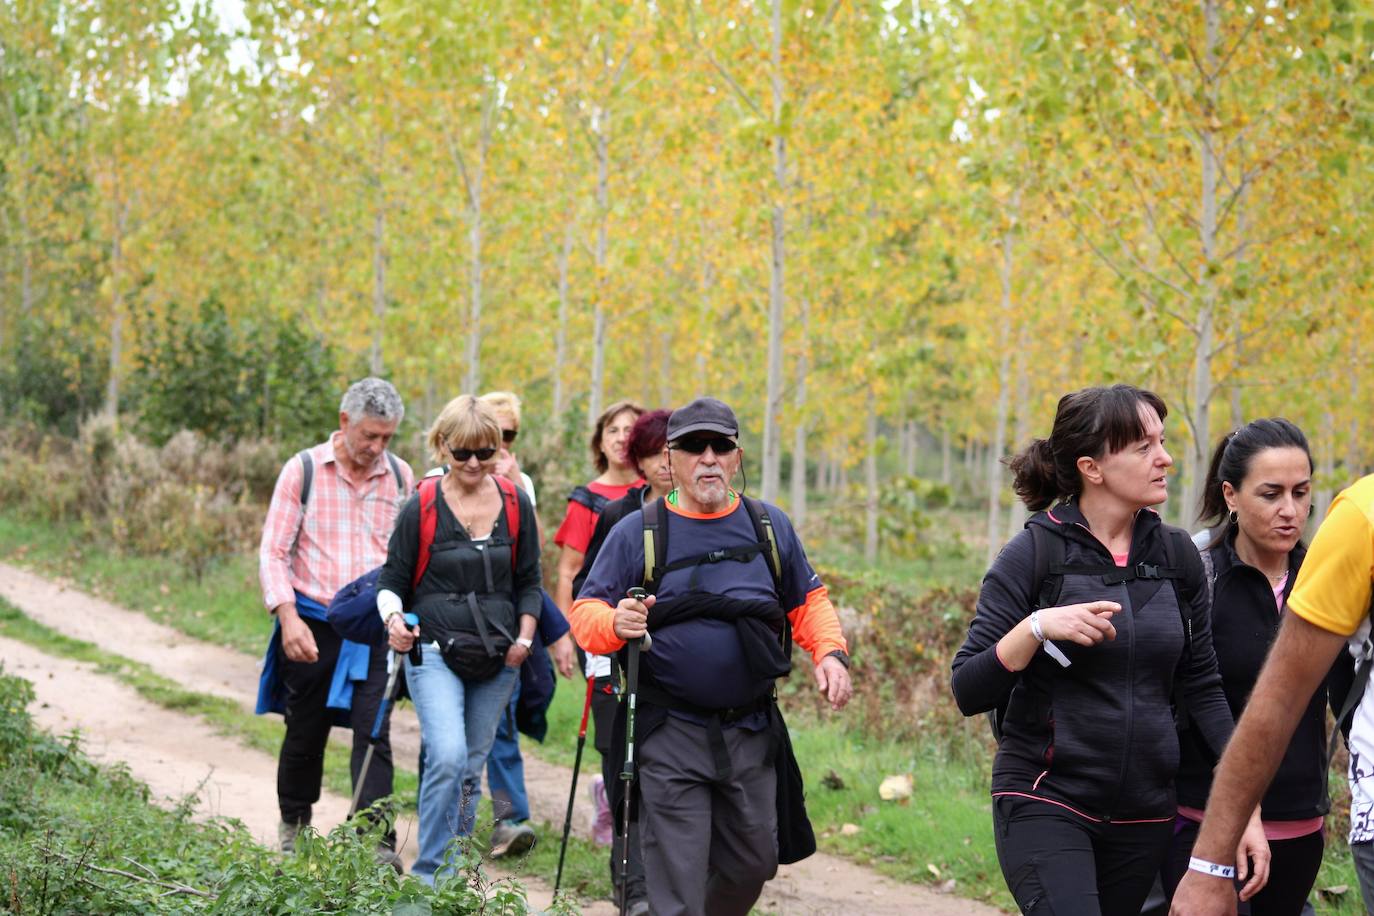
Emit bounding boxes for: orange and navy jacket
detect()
[570,493,845,706]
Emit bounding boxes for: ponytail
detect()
[1008,438,1059,511]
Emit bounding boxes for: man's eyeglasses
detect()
[670,437,738,455]
[502,428,518,445]
[451,446,498,463]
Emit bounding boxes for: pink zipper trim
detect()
[992,791,1173,825]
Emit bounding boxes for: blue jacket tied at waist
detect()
[255,592,371,726]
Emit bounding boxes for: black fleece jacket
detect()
[1175,530,1329,819]
[951,504,1233,821]
[378,478,543,636]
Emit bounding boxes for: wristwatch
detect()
[825,649,851,669]
[516,637,534,649]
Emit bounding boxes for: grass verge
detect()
[0,593,615,906]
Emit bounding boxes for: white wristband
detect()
[1187,856,1236,879]
[516,637,534,649]
[1029,611,1072,668]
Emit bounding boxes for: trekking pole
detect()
[554,675,596,897]
[349,615,420,819]
[618,587,651,916]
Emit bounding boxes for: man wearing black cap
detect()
[569,396,853,916]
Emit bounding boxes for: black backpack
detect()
[640,495,784,599]
[986,523,1197,741]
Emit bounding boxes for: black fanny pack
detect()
[426,592,513,682]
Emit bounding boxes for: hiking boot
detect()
[626,900,651,916]
[278,820,304,854]
[375,845,404,874]
[488,819,537,859]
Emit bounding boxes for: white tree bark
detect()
[941,426,952,487]
[105,181,128,418]
[1183,0,1221,527]
[986,200,1018,565]
[1006,318,1030,541]
[864,391,879,563]
[789,294,810,526]
[553,215,574,421]
[761,0,788,502]
[588,105,610,428]
[449,88,493,394]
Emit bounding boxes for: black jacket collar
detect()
[1029,501,1167,562]
[1209,522,1306,600]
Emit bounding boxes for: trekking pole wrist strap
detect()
[1029,611,1072,668]
[1187,856,1235,879]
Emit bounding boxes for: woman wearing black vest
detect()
[1164,418,1323,914]
[951,384,1268,915]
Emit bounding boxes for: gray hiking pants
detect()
[638,714,778,916]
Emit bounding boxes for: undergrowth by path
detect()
[0,665,575,915]
[0,596,615,908]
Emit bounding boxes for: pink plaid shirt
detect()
[258,433,415,611]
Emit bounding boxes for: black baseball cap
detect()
[667,397,739,442]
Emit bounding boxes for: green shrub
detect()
[0,313,108,435]
[130,299,342,447]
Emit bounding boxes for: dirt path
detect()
[0,561,995,915]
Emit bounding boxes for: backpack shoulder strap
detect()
[297,450,314,508]
[386,452,404,494]
[413,477,441,591]
[1162,526,1198,653]
[494,475,521,569]
[1199,543,1217,608]
[642,496,668,594]
[569,485,609,516]
[742,496,785,598]
[1028,524,1065,610]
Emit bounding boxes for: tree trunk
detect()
[589,107,610,428]
[941,426,952,487]
[1314,409,1335,526]
[1183,0,1221,527]
[104,186,127,419]
[761,0,787,502]
[553,216,574,421]
[1006,318,1031,540]
[370,201,386,377]
[986,208,1017,566]
[462,100,491,394]
[864,391,879,563]
[789,294,810,525]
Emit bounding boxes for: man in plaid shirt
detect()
[256,377,415,863]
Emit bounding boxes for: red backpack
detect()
[412,474,521,590]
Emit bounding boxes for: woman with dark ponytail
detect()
[951,384,1268,915]
[1164,418,1328,914]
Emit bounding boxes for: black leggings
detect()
[1162,817,1323,916]
[994,794,1174,915]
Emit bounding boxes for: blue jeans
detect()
[406,654,518,885]
[486,677,530,823]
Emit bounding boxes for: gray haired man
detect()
[257,377,415,864]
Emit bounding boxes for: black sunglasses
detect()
[670,436,738,455]
[502,428,518,444]
[451,446,498,463]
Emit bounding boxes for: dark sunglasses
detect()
[670,436,738,455]
[501,428,519,444]
[451,446,497,463]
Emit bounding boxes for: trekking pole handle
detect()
[626,588,652,652]
[403,611,422,666]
